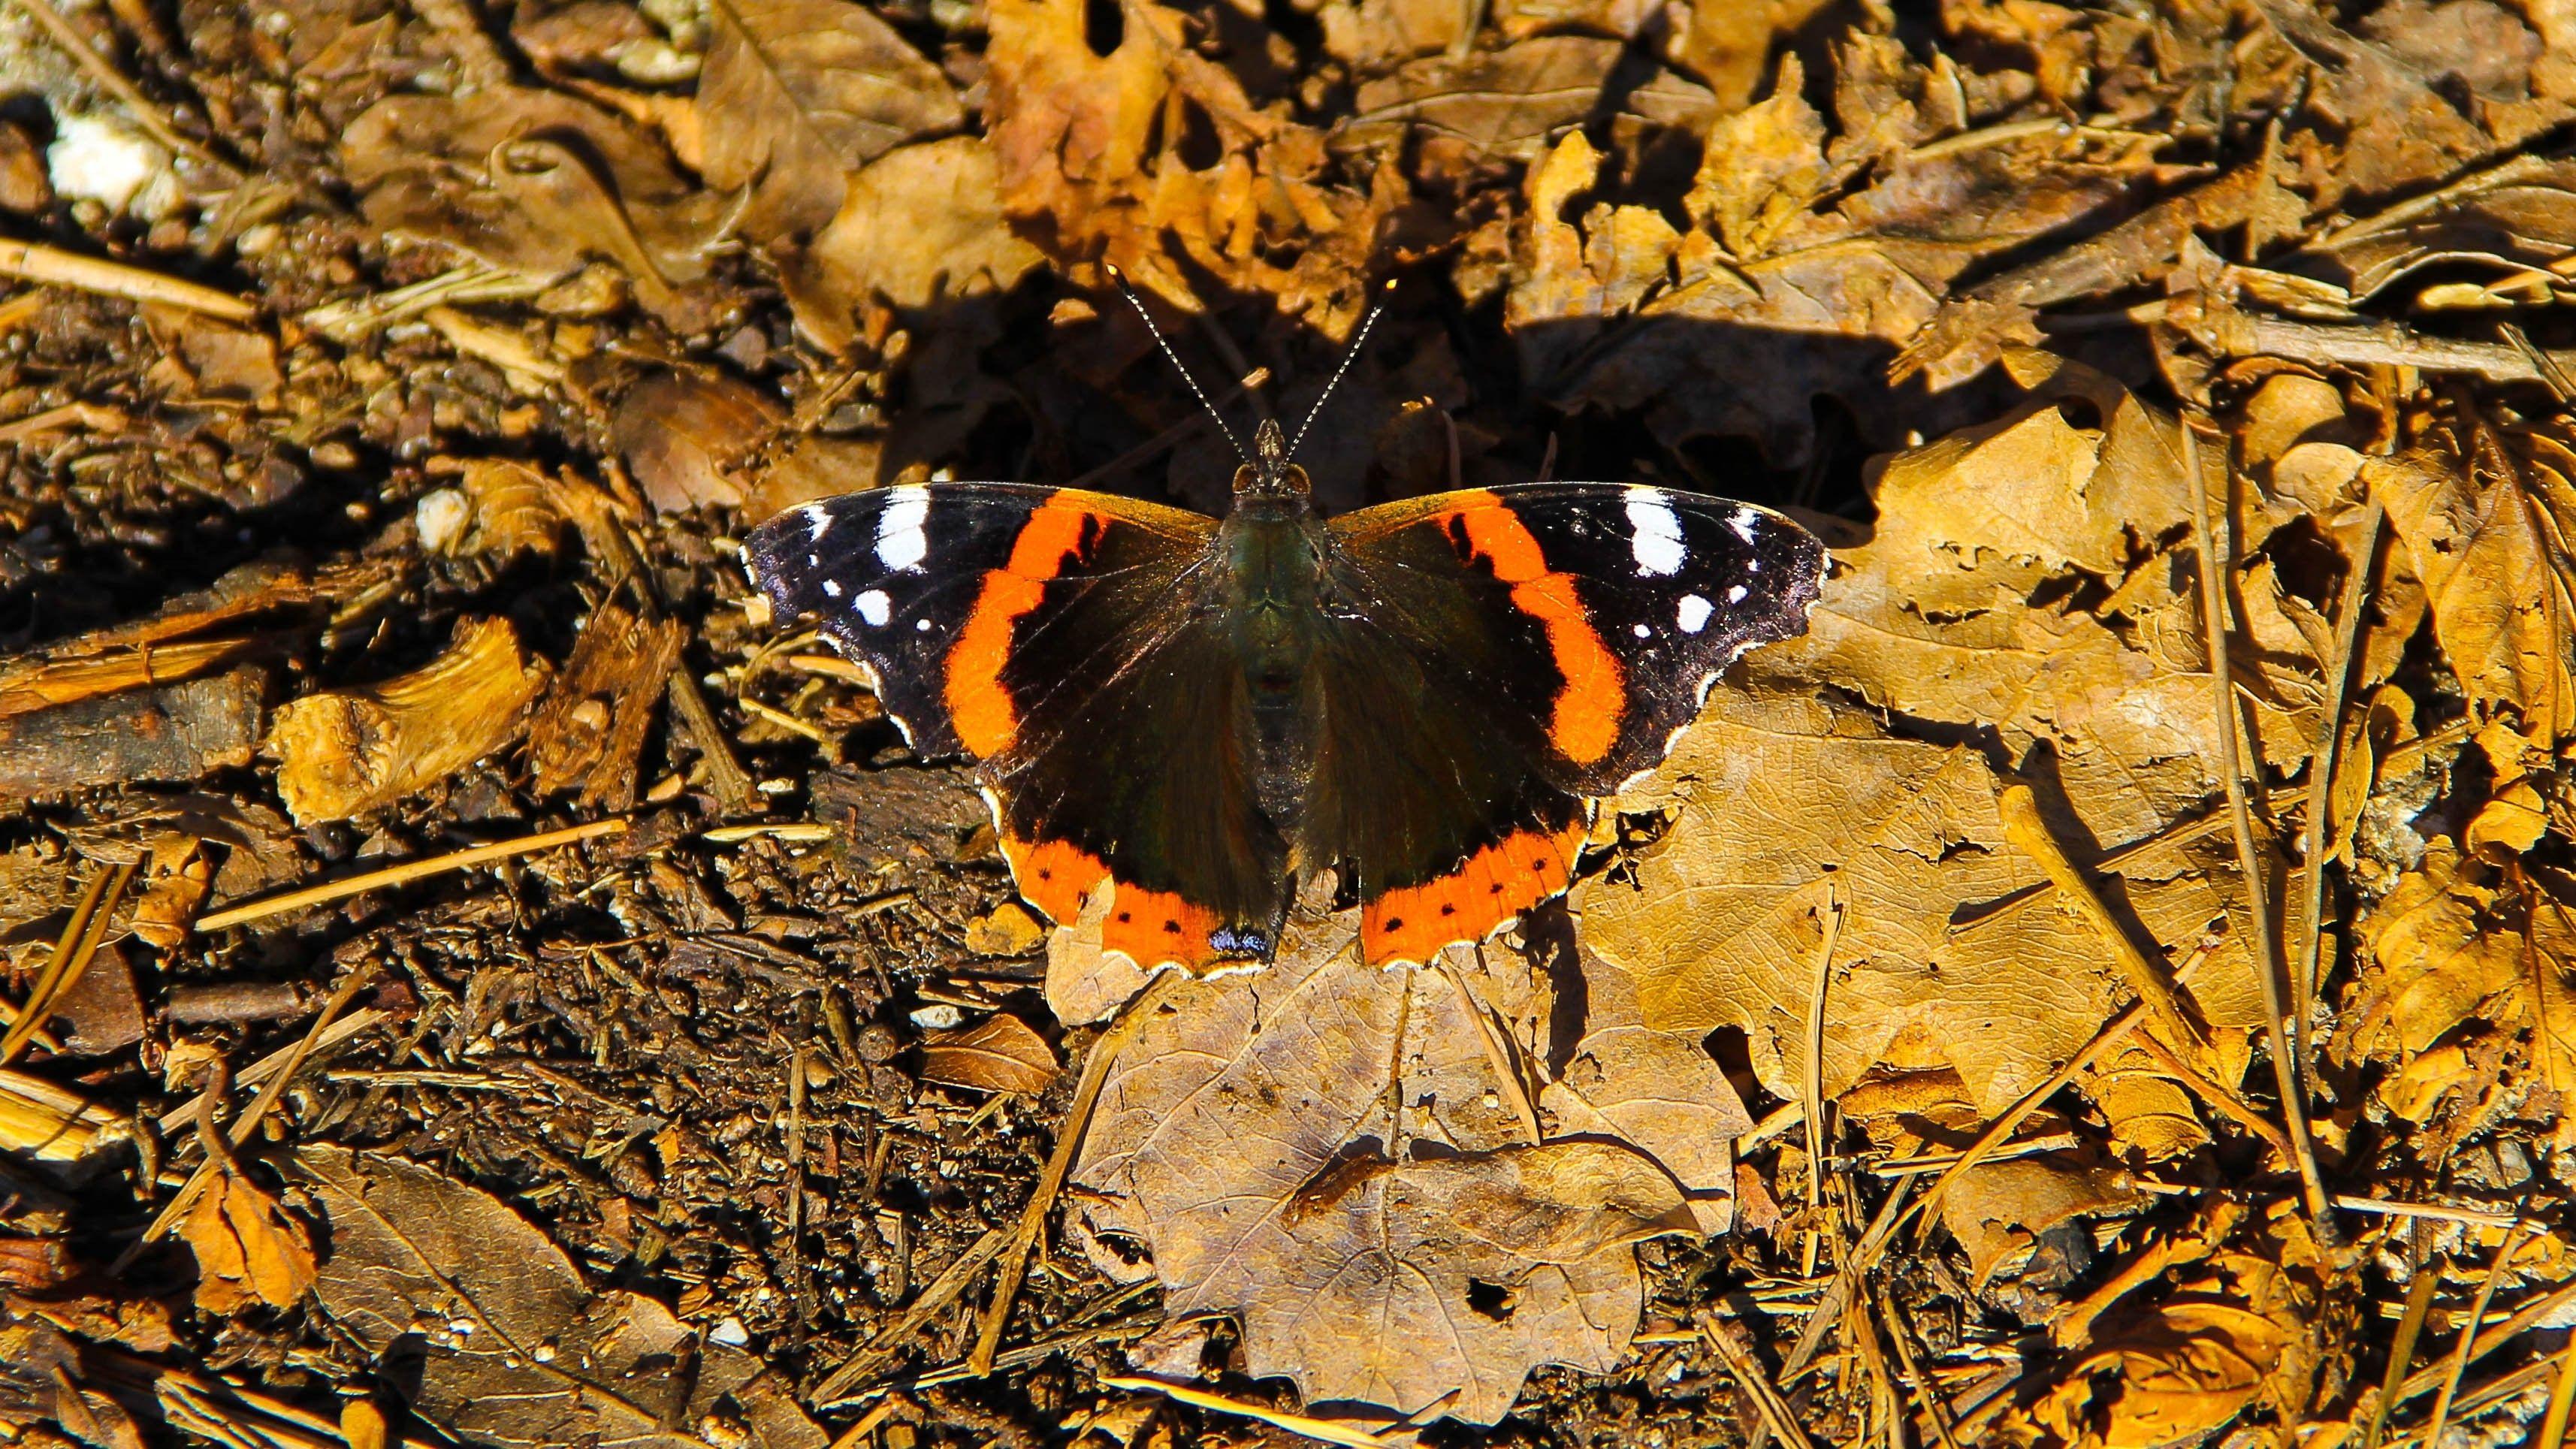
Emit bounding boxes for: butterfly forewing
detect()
[1309,483,1824,964]
[748,484,1285,971]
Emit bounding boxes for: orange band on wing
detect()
[945,500,1098,757]
[1360,817,1589,966]
[1444,498,1625,765]
[1001,831,1231,973]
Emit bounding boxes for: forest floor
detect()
[9,1,2576,1446]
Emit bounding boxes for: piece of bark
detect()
[51,939,145,1056]
[267,617,548,825]
[0,668,266,801]
[0,635,266,719]
[528,602,684,811]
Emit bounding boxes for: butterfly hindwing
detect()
[1312,483,1824,964]
[749,485,1282,971]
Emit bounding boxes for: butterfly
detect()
[747,282,1824,972]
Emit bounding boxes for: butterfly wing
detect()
[748,485,1285,971]
[1312,483,1823,964]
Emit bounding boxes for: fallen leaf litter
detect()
[5,2,2576,1447]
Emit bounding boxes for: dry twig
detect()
[2181,416,2336,1236]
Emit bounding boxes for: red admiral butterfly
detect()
[748,279,1824,972]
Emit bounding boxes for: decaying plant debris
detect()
[11,0,2576,1444]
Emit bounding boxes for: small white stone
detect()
[415,489,470,554]
[708,1316,750,1347]
[910,1003,963,1030]
[1677,593,1714,633]
[48,116,179,219]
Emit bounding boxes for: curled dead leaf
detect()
[2368,403,2576,752]
[920,1013,1057,1095]
[2013,1254,2316,1449]
[179,1161,317,1313]
[1507,49,2161,464]
[267,617,549,825]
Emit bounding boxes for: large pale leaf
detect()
[1068,886,1709,1425]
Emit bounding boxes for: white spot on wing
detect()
[1625,492,1686,576]
[821,579,842,598]
[875,485,931,572]
[1632,623,1651,638]
[855,588,891,626]
[1726,584,1748,603]
[1678,593,1714,633]
[1729,507,1760,543]
[804,503,833,542]
[916,617,932,632]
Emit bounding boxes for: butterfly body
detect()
[748,421,1826,974]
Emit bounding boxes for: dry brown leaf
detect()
[295,1145,827,1449]
[341,86,733,329]
[2348,841,2576,1143]
[2012,1252,2318,1449]
[1576,687,2270,1118]
[2255,0,2569,217]
[1506,47,2163,464]
[696,0,961,245]
[985,0,1398,330]
[1941,1159,2137,1295]
[1069,879,1714,1424]
[179,1161,317,1313]
[1340,37,1626,172]
[141,303,282,405]
[1317,0,1471,71]
[784,135,1046,351]
[125,834,208,952]
[963,902,1045,955]
[1750,354,2335,844]
[267,617,548,825]
[2085,1041,2212,1164]
[614,370,782,514]
[2366,404,2576,753]
[1659,0,1841,108]
[919,1013,1057,1094]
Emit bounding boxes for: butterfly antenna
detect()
[1103,263,1250,464]
[1287,279,1396,464]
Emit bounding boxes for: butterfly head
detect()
[1235,418,1312,499]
